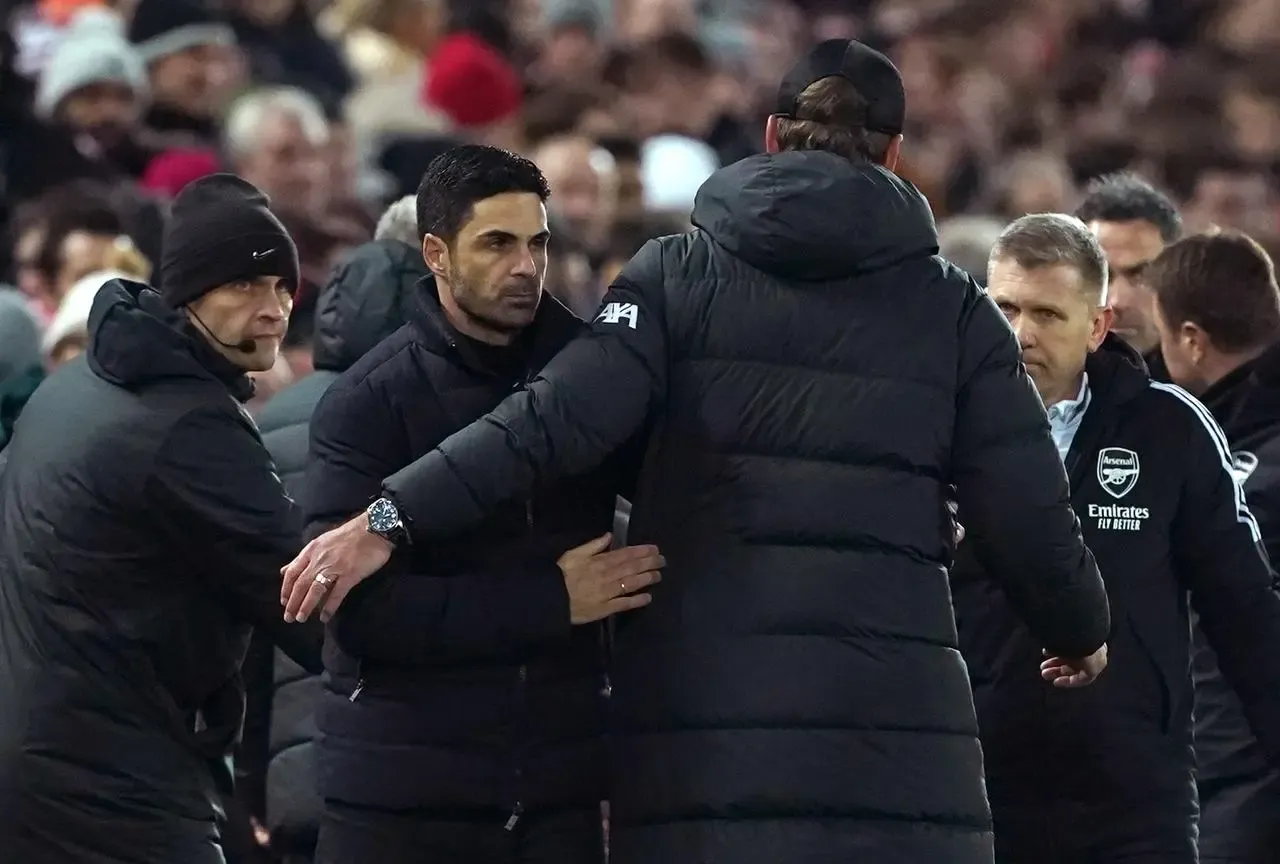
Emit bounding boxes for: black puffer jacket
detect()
[0,280,321,863]
[253,239,425,855]
[1196,341,1280,862]
[307,285,630,815]
[373,151,1112,864]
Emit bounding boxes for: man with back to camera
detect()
[0,174,323,864]
[282,41,1111,864]
[296,145,662,864]
[952,214,1280,864]
[1076,172,1183,381]
[1144,231,1280,864]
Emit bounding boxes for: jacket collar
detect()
[1062,334,1149,490]
[406,276,583,376]
[1081,333,1150,411]
[1199,340,1280,445]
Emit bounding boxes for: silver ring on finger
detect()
[314,570,334,588]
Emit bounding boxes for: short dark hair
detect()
[1074,172,1183,242]
[415,145,551,244]
[1145,231,1280,352]
[774,76,893,164]
[35,182,126,278]
[990,213,1109,303]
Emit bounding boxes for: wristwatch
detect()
[366,496,410,546]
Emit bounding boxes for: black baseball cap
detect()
[775,39,906,136]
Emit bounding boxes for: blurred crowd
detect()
[1,0,1279,859]
[3,0,1280,422]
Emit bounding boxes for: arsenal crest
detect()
[1097,447,1140,499]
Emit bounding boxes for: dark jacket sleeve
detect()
[307,378,573,662]
[383,239,670,541]
[152,406,323,674]
[950,284,1111,659]
[1164,386,1280,763]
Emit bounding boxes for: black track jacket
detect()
[952,337,1280,863]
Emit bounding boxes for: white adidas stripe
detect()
[1150,381,1261,542]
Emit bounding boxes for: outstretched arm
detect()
[384,240,671,541]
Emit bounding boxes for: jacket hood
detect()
[312,239,428,372]
[1201,340,1280,446]
[87,278,254,401]
[1085,332,1150,405]
[691,151,939,281]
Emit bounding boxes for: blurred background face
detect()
[988,258,1110,405]
[235,109,329,217]
[14,225,48,303]
[185,277,293,372]
[9,0,1280,422]
[232,0,295,27]
[533,135,615,251]
[1088,219,1165,354]
[58,82,141,146]
[54,230,121,301]
[1184,169,1278,237]
[149,44,242,119]
[425,193,550,341]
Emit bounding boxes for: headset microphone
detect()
[187,307,258,354]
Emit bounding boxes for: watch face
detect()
[368,498,399,533]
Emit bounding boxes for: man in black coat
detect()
[953,215,1280,864]
[284,43,1110,864]
[1145,231,1280,864]
[0,175,323,864]
[298,146,661,864]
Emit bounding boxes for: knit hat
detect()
[34,8,148,119]
[423,34,522,129]
[128,0,235,65]
[159,174,300,308]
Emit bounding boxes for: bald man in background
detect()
[532,134,617,253]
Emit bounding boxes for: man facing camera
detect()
[0,174,321,863]
[301,146,660,864]
[952,214,1280,864]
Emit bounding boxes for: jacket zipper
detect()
[506,661,528,830]
[350,660,365,701]
[508,457,534,830]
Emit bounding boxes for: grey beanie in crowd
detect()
[34,9,149,120]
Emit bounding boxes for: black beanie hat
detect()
[160,174,300,309]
